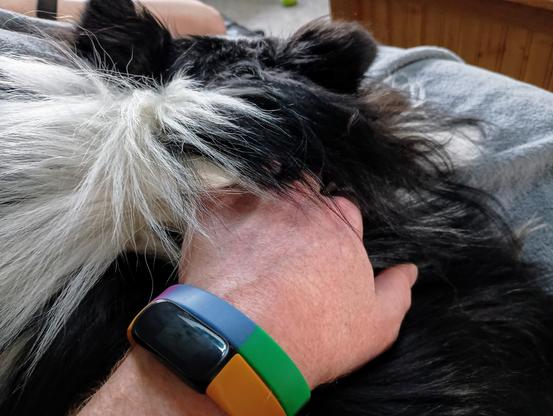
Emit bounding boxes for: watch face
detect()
[131,300,231,391]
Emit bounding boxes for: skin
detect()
[77,186,417,415]
[1,0,226,36]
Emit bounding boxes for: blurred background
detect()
[204,0,329,36]
[204,0,553,92]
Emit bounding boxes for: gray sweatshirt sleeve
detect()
[368,46,553,282]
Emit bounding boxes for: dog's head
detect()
[0,3,523,399]
[74,0,481,266]
[75,0,436,217]
[0,1,522,399]
[77,0,377,93]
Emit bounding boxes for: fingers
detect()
[373,264,418,350]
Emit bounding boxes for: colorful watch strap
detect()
[130,284,311,416]
[157,285,256,348]
[207,354,286,416]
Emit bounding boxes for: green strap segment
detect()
[239,326,311,415]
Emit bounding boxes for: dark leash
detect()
[36,0,57,20]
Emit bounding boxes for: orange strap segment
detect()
[207,354,286,416]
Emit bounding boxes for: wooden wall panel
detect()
[330,0,553,91]
[500,27,532,79]
[420,5,444,46]
[329,0,359,20]
[442,9,463,52]
[405,3,424,46]
[523,32,553,85]
[387,1,407,45]
[369,1,390,44]
[476,21,507,70]
[506,0,553,11]
[457,14,482,64]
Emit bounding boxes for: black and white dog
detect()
[1,1,552,415]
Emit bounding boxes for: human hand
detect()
[76,186,417,416]
[180,186,418,389]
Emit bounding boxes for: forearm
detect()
[76,348,225,416]
[0,0,83,17]
[0,0,40,15]
[0,0,225,36]
[75,284,321,416]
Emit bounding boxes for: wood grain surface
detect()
[330,0,553,91]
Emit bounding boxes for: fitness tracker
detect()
[128,284,311,416]
[36,0,57,20]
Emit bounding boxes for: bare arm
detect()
[0,0,40,15]
[75,348,224,416]
[0,0,226,36]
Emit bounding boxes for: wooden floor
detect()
[330,0,553,91]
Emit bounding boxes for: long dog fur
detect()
[0,52,271,394]
[1,1,553,415]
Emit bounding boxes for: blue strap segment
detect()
[156,285,256,348]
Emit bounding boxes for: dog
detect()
[1,1,552,414]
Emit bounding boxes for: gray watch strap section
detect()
[36,0,58,20]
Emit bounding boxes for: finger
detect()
[373,264,418,349]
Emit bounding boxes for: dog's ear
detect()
[277,20,377,93]
[75,0,171,79]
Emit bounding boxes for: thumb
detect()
[373,264,418,351]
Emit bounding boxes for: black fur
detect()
[3,0,553,414]
[75,0,171,77]
[4,254,177,415]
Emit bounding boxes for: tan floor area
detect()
[205,0,330,36]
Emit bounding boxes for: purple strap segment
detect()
[156,285,256,348]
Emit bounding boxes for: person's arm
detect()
[0,0,226,36]
[76,188,417,415]
[75,348,224,416]
[0,0,38,15]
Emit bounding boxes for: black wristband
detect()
[36,0,58,20]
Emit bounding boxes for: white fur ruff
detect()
[0,53,267,391]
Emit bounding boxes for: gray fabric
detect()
[0,9,74,65]
[369,46,553,282]
[0,28,69,63]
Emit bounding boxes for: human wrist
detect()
[188,279,327,390]
[76,347,224,416]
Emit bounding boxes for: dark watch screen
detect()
[131,300,230,391]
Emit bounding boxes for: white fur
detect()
[0,54,269,392]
